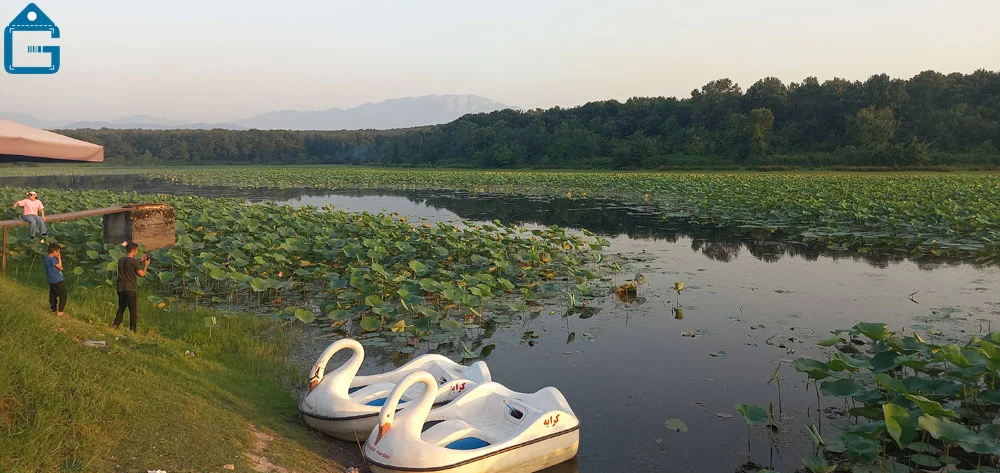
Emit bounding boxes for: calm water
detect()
[4,174,1000,472]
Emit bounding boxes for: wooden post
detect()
[2,227,7,278]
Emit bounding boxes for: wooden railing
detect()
[0,206,130,277]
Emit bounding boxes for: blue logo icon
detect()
[4,3,60,74]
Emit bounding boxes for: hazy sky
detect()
[1,0,998,122]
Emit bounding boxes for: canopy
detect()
[0,119,104,163]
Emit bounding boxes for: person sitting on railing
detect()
[11,191,47,241]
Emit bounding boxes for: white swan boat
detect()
[299,338,491,441]
[364,370,580,473]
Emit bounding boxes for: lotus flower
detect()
[675,281,684,293]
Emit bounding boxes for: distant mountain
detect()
[1,94,517,131]
[0,112,246,130]
[61,119,248,130]
[233,94,518,130]
[0,112,65,129]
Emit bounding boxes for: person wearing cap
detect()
[12,191,47,240]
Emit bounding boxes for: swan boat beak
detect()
[374,422,391,445]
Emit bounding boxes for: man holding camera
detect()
[114,242,150,332]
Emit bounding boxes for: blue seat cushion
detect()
[365,397,407,407]
[445,437,491,450]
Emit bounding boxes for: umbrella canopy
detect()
[0,119,104,163]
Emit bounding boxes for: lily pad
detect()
[664,418,688,432]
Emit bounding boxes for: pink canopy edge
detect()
[0,119,104,162]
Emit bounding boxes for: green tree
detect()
[851,106,897,159]
[743,77,787,115]
[749,108,775,157]
[612,132,657,168]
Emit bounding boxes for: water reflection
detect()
[1,174,997,269]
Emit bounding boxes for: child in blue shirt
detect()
[44,243,67,316]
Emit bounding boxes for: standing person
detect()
[45,243,67,316]
[114,242,150,332]
[12,191,47,240]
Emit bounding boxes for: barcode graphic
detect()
[27,46,44,53]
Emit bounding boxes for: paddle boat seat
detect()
[421,419,487,447]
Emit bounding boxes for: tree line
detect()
[60,69,1000,168]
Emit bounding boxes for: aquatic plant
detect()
[5,167,1000,259]
[790,322,1000,472]
[0,188,608,350]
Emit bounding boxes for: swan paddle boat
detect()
[364,370,580,473]
[299,338,491,441]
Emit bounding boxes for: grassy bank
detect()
[0,268,359,473]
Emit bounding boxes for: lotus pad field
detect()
[0,187,608,347]
[4,166,998,258]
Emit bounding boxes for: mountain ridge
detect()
[1,94,516,131]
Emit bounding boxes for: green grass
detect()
[0,266,357,473]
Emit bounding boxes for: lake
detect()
[4,174,1000,472]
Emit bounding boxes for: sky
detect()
[0,0,998,123]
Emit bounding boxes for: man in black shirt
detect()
[114,242,150,332]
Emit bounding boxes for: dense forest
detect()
[60,70,1000,168]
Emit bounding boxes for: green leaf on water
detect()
[852,322,890,341]
[905,394,955,418]
[360,316,381,332]
[905,442,937,453]
[793,358,830,380]
[734,403,769,425]
[709,351,726,357]
[801,456,836,473]
[364,294,385,308]
[829,352,871,371]
[327,309,351,320]
[805,424,824,446]
[439,318,463,332]
[875,373,908,393]
[408,260,430,276]
[917,415,1000,455]
[817,336,844,347]
[508,301,529,312]
[941,344,972,368]
[909,454,942,468]
[293,308,315,324]
[883,403,917,448]
[664,418,688,432]
[820,379,866,398]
